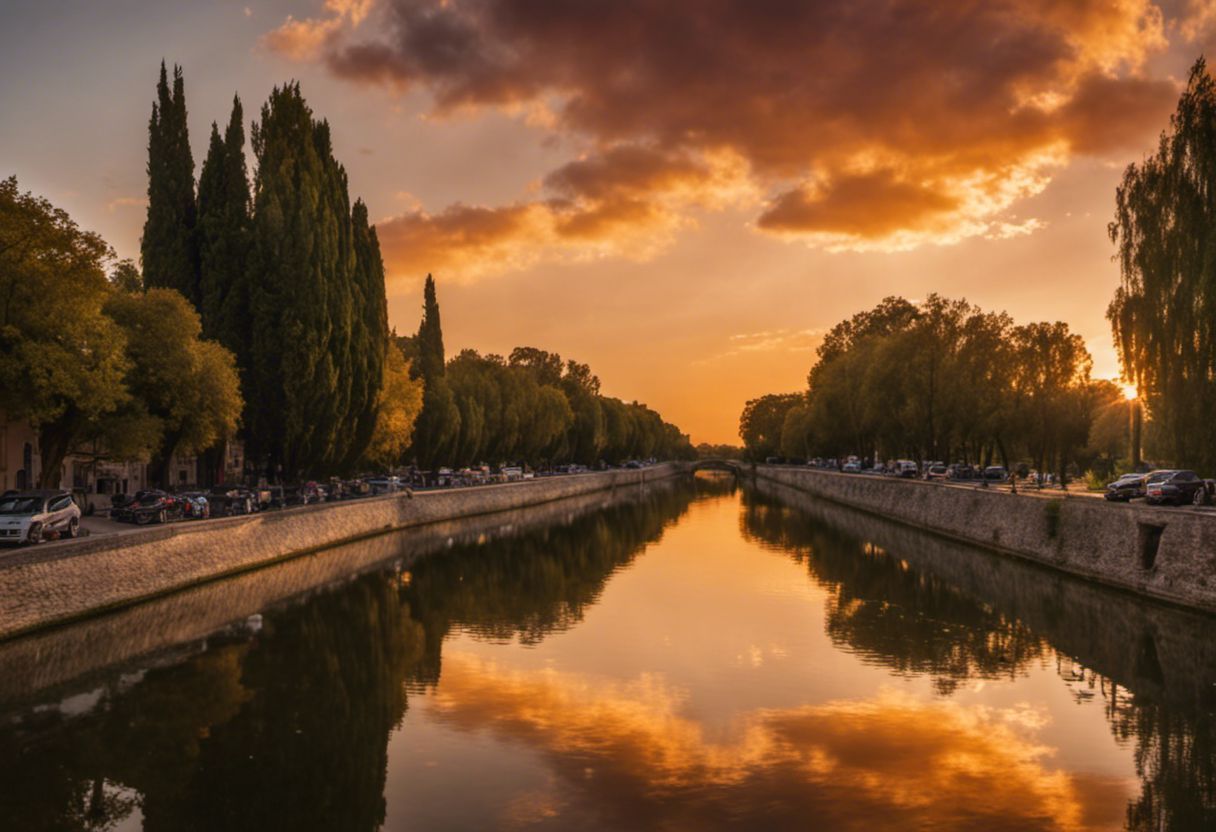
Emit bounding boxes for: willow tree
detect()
[1109,58,1216,470]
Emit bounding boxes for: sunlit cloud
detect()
[424,653,1132,830]
[264,0,1182,278]
[105,196,147,213]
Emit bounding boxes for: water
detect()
[1,473,1214,831]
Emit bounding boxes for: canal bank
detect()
[0,464,682,641]
[748,464,1216,613]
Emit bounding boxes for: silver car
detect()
[0,490,82,544]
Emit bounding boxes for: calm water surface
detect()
[2,474,1214,830]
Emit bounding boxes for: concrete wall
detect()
[0,464,681,641]
[749,464,1216,613]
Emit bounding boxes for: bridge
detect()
[688,458,750,475]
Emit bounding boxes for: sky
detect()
[3,0,1216,444]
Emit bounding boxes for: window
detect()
[49,496,71,511]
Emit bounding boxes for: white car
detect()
[366,476,401,495]
[0,490,82,544]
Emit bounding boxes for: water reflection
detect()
[0,473,1213,830]
[742,478,1216,831]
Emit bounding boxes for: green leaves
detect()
[1109,58,1216,471]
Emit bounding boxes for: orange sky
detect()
[5,0,1216,442]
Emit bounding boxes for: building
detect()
[0,415,242,509]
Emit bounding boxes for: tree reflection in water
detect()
[740,482,1216,831]
[0,476,700,831]
[3,474,1213,830]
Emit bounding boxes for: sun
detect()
[1120,382,1138,401]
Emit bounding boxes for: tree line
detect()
[141,64,389,480]
[399,276,695,469]
[739,294,1130,478]
[0,63,693,487]
[0,177,242,487]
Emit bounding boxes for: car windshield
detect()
[0,497,43,515]
[1146,471,1175,483]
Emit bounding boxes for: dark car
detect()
[1145,470,1209,506]
[1103,473,1147,502]
[208,486,258,516]
[110,490,184,525]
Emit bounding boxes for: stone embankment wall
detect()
[751,476,1216,714]
[0,464,680,641]
[750,464,1216,613]
[0,478,684,707]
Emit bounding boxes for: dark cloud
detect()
[268,0,1180,269]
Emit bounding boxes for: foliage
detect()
[410,274,461,468]
[197,95,252,365]
[365,338,424,469]
[142,62,198,306]
[694,442,744,459]
[0,176,130,486]
[244,82,387,477]
[743,295,1103,475]
[738,394,804,461]
[104,288,243,486]
[415,279,694,467]
[109,258,145,293]
[1109,58,1216,472]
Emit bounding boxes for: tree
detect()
[739,394,803,461]
[246,83,382,477]
[142,62,198,306]
[1109,58,1216,471]
[109,259,145,293]
[0,177,131,487]
[1010,322,1094,480]
[104,289,243,488]
[365,337,424,469]
[410,274,460,468]
[197,95,251,362]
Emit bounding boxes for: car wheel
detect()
[136,512,152,526]
[26,523,42,544]
[1193,488,1209,507]
[67,517,79,538]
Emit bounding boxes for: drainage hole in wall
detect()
[1138,522,1165,570]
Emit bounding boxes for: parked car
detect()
[925,464,948,481]
[842,460,862,473]
[895,460,919,479]
[1145,470,1209,506]
[983,466,1008,482]
[110,490,184,525]
[176,491,211,519]
[366,476,401,495]
[946,464,975,480]
[0,490,81,544]
[1103,473,1146,502]
[207,486,258,516]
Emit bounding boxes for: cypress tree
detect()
[142,62,198,306]
[343,199,389,469]
[411,274,461,468]
[246,83,382,478]
[197,96,251,363]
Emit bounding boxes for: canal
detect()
[1,472,1214,830]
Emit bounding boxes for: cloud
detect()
[376,144,754,279]
[267,0,1182,275]
[105,196,147,213]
